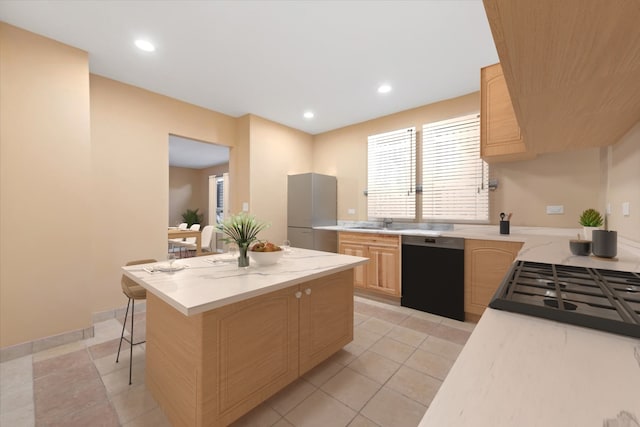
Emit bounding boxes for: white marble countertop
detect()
[322,224,640,272]
[122,248,368,316]
[419,308,640,427]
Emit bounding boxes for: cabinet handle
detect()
[305,288,311,296]
[295,291,302,299]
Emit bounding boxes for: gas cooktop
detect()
[489,261,640,338]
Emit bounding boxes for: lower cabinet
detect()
[338,232,401,297]
[146,269,354,427]
[464,239,523,321]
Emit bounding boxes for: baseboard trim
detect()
[0,301,145,363]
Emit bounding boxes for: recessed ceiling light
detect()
[378,84,392,94]
[134,39,156,52]
[303,111,314,119]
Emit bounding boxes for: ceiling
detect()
[169,135,229,169]
[0,0,499,137]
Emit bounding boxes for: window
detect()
[367,127,416,219]
[422,114,488,221]
[366,114,488,222]
[216,176,224,218]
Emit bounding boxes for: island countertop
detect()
[122,248,368,316]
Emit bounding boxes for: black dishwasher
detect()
[401,235,465,321]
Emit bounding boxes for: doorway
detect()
[168,135,230,250]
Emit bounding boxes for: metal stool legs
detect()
[115,297,145,385]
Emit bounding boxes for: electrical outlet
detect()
[347,208,356,215]
[622,202,630,216]
[607,203,612,215]
[242,202,249,212]
[546,205,564,215]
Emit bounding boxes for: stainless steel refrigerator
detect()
[287,173,337,253]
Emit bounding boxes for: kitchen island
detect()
[122,249,368,427]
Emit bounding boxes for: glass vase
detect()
[238,243,250,267]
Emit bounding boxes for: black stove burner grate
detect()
[489,261,640,339]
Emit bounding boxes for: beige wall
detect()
[232,115,251,214]
[0,23,93,347]
[607,122,640,241]
[0,24,241,348]
[90,75,238,329]
[169,166,206,226]
[489,149,601,227]
[249,115,314,243]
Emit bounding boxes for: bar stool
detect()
[116,258,156,385]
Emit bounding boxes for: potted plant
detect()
[181,208,203,227]
[579,208,603,241]
[217,212,270,267]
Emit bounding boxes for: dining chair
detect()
[116,258,156,385]
[183,224,215,256]
[175,223,200,257]
[168,222,189,252]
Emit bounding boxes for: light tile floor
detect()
[0,296,474,427]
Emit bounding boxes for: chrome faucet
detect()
[382,218,393,229]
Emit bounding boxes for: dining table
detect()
[168,228,202,256]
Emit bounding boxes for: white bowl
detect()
[248,250,284,265]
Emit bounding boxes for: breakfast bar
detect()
[122,249,368,427]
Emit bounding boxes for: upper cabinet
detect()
[482,0,640,154]
[481,63,536,162]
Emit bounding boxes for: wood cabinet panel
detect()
[338,232,400,297]
[484,0,640,153]
[209,289,299,421]
[481,63,536,162]
[366,245,400,296]
[338,242,367,288]
[299,270,354,374]
[464,239,523,320]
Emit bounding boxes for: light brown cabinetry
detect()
[464,239,523,321]
[481,63,535,163]
[338,232,401,297]
[299,272,354,374]
[483,0,640,153]
[146,269,354,427]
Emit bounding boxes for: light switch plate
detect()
[607,203,612,214]
[347,208,356,215]
[546,205,564,215]
[622,202,630,216]
[242,202,249,212]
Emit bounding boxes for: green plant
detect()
[217,212,270,246]
[579,208,603,227]
[181,208,203,227]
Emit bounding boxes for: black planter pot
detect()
[592,230,617,258]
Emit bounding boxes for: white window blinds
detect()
[422,114,488,221]
[367,127,416,219]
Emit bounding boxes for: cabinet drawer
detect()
[338,232,400,247]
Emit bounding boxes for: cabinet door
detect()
[464,239,523,319]
[299,270,354,374]
[203,286,300,425]
[481,63,535,162]
[338,242,367,288]
[366,245,400,296]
